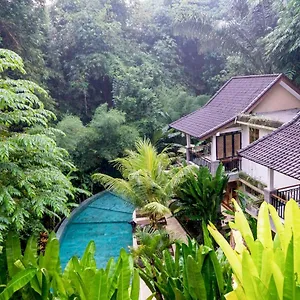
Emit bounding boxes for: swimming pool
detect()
[57,191,134,269]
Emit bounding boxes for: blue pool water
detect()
[58,192,134,269]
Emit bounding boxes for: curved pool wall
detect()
[57,191,134,269]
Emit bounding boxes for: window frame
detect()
[216,131,241,160]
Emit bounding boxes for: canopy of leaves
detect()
[0,49,77,241]
[56,105,139,174]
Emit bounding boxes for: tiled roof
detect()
[170,74,282,139]
[239,113,300,180]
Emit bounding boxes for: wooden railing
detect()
[221,157,241,173]
[188,149,240,174]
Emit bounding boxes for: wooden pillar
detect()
[186,134,191,162]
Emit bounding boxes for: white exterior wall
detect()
[241,125,249,148]
[241,158,269,185]
[217,127,241,135]
[240,125,300,189]
[274,171,300,188]
[253,83,300,113]
[241,159,300,189]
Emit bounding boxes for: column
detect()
[211,135,217,161]
[267,168,274,191]
[264,168,275,203]
[186,134,191,163]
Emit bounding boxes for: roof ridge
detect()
[231,73,282,79]
[239,111,300,155]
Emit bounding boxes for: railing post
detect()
[264,187,277,204]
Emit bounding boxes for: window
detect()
[216,131,241,159]
[249,128,259,144]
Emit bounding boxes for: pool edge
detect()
[56,190,110,241]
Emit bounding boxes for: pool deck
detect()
[165,213,189,244]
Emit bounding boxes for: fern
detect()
[0,49,79,241]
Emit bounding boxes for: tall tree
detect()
[173,0,279,79]
[264,0,300,83]
[0,0,49,84]
[0,49,77,241]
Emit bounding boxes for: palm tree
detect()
[92,139,194,224]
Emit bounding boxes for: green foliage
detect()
[159,87,210,121]
[138,230,232,300]
[0,49,77,241]
[173,0,279,78]
[208,198,300,299]
[56,105,139,174]
[0,232,139,299]
[93,139,194,208]
[142,202,170,227]
[0,0,48,84]
[264,0,300,83]
[131,227,175,261]
[174,164,229,225]
[47,0,209,137]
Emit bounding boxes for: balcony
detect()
[188,146,241,174]
[188,144,211,169]
[270,184,300,219]
[221,157,241,173]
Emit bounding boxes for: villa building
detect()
[170,74,300,219]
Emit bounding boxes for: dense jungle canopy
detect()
[1,0,299,192]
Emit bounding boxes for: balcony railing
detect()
[221,157,241,173]
[194,156,212,171]
[276,184,300,202]
[270,184,300,219]
[188,147,241,173]
[188,145,212,170]
[270,194,287,219]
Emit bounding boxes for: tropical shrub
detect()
[138,226,232,300]
[0,232,139,300]
[173,164,228,239]
[131,226,175,261]
[208,199,300,299]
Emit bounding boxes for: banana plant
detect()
[173,164,228,241]
[0,232,139,300]
[208,199,300,300]
[138,225,232,300]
